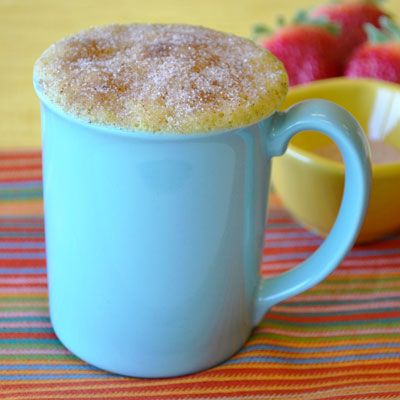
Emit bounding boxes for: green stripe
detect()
[0,189,43,201]
[252,332,400,343]
[0,354,77,360]
[0,307,48,312]
[0,231,43,237]
[260,320,400,330]
[0,343,61,349]
[321,276,400,283]
[273,307,400,317]
[283,297,400,307]
[0,297,47,302]
[307,288,397,294]
[0,317,49,322]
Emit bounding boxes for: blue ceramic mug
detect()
[35,83,371,377]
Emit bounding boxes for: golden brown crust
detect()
[34,24,288,133]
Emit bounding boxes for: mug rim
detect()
[33,79,275,141]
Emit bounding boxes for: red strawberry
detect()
[345,17,400,83]
[255,12,341,86]
[311,0,389,64]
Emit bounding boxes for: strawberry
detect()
[345,17,400,83]
[311,0,389,64]
[254,11,341,86]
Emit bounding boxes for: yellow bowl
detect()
[272,78,400,243]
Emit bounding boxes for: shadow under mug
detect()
[35,84,371,378]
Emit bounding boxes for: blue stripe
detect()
[0,253,45,259]
[267,210,291,216]
[0,242,45,249]
[0,232,43,238]
[0,191,42,201]
[0,268,46,274]
[266,317,400,326]
[350,248,400,257]
[0,328,53,333]
[0,222,44,228]
[284,296,400,306]
[272,307,400,317]
[0,216,42,220]
[0,339,56,344]
[263,252,313,261]
[263,240,322,248]
[266,223,301,229]
[0,365,96,371]
[267,216,292,221]
[0,182,42,189]
[264,231,317,239]
[263,247,400,262]
[0,374,116,380]
[0,317,49,322]
[226,353,400,365]
[242,343,400,354]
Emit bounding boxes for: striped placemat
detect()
[1,150,400,400]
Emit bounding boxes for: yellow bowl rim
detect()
[284,77,400,177]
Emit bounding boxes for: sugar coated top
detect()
[34,24,288,133]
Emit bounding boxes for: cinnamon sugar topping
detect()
[34,24,288,133]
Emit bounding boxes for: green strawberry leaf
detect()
[365,16,400,43]
[366,0,386,6]
[277,15,286,27]
[380,16,400,40]
[365,23,389,42]
[293,9,308,24]
[251,9,340,42]
[251,24,272,41]
[252,24,271,35]
[293,9,340,35]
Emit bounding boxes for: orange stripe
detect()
[238,348,400,359]
[269,238,400,252]
[0,159,41,168]
[327,391,400,400]
[0,366,398,383]
[1,370,106,376]
[0,152,41,161]
[3,381,400,399]
[249,337,400,348]
[0,164,41,172]
[0,283,47,288]
[0,200,43,216]
[217,359,400,370]
[0,302,47,308]
[0,227,44,232]
[1,374,399,399]
[269,310,400,323]
[1,362,400,390]
[0,170,42,181]
[0,177,41,183]
[0,293,47,298]
[266,246,318,254]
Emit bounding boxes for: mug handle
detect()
[253,99,371,325]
